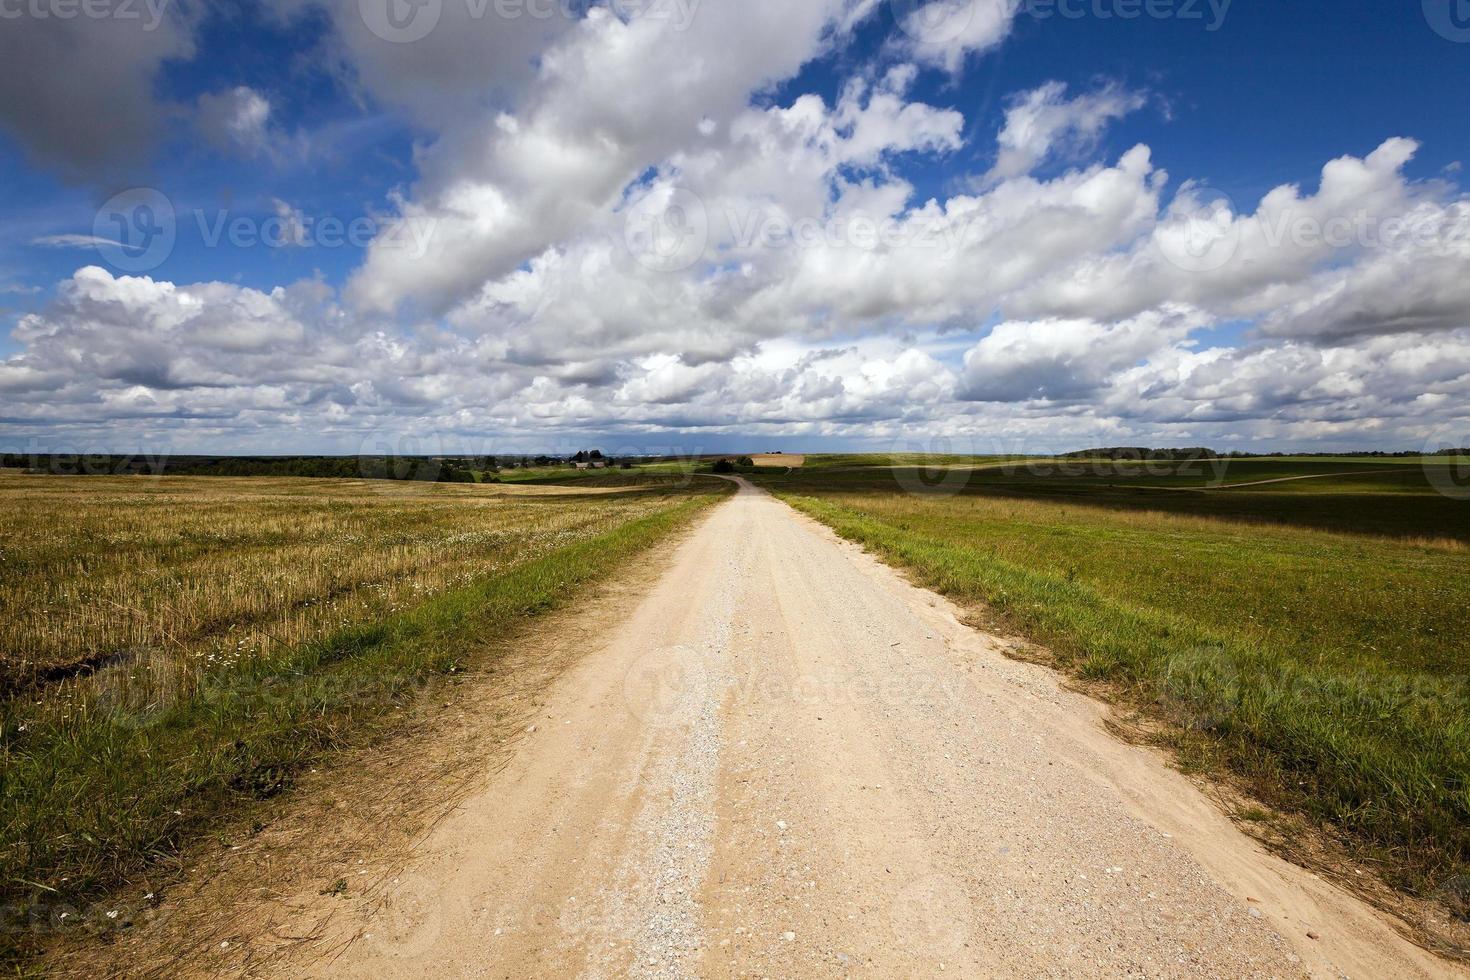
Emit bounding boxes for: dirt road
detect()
[265,479,1453,978]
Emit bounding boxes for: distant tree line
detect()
[0,451,637,482]
[1224,449,1470,458]
[1063,447,1469,460]
[0,453,494,482]
[1063,447,1222,461]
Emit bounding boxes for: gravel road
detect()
[279,479,1459,979]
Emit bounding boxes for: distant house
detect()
[573,461,591,471]
[590,460,608,469]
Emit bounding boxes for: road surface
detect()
[269,479,1453,978]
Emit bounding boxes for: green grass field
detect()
[752,455,1470,900]
[0,472,730,956]
[755,456,1470,542]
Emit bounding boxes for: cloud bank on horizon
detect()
[1,0,1468,455]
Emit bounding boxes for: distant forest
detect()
[0,453,592,482]
[1063,447,1469,461]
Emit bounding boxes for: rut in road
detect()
[229,480,1460,977]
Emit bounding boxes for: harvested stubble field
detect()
[0,470,728,951]
[753,458,1470,915]
[0,473,700,689]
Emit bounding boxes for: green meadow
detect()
[752,455,1470,900]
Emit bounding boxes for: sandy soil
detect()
[749,454,805,468]
[77,479,1464,978]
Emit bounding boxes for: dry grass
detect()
[1402,536,1467,553]
[0,473,687,691]
[38,523,690,979]
[0,471,729,961]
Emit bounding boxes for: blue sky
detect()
[2,0,1468,454]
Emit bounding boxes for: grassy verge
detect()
[0,485,727,958]
[761,479,1470,911]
